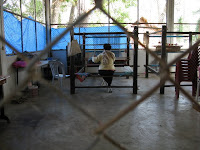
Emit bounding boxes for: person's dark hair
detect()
[103,43,111,50]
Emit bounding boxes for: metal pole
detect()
[45,0,51,56]
[82,33,86,71]
[127,36,130,66]
[133,26,138,94]
[145,31,149,78]
[189,32,192,47]
[70,29,75,94]
[34,0,37,51]
[20,0,24,52]
[160,25,167,94]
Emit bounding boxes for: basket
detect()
[28,85,38,97]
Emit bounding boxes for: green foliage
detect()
[58,14,61,24]
[3,0,21,15]
[102,0,136,24]
[88,9,105,27]
[194,9,200,32]
[4,0,137,25]
[121,0,136,8]
[60,0,78,11]
[195,18,200,32]
[194,9,200,14]
[178,17,183,32]
[65,0,78,5]
[23,0,44,18]
[35,0,44,15]
[87,0,137,27]
[113,7,129,26]
[4,0,44,22]
[60,4,67,11]
[105,0,136,8]
[103,0,136,11]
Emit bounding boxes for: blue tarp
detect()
[4,11,22,54]
[22,17,46,52]
[51,25,126,51]
[4,11,46,54]
[4,11,128,55]
[51,28,70,50]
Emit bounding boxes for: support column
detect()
[45,0,51,56]
[166,0,174,44]
[133,26,138,94]
[189,32,192,47]
[82,33,86,71]
[160,25,167,94]
[70,29,75,94]
[145,31,149,78]
[0,1,10,123]
[127,36,130,66]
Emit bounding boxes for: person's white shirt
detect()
[92,50,115,70]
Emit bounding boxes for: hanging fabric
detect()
[67,39,82,57]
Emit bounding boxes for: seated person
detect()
[92,43,115,93]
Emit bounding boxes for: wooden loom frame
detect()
[144,25,200,94]
[69,26,139,94]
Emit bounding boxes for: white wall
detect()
[2,55,17,97]
[1,52,48,99]
[0,0,16,98]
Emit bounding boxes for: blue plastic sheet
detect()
[4,11,129,55]
[4,11,46,54]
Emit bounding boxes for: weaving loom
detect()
[69,28,139,94]
[74,32,133,69]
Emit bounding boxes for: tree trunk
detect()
[68,4,75,25]
[76,0,89,27]
[51,0,61,28]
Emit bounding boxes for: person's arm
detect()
[112,52,116,61]
[92,54,102,63]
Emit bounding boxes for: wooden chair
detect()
[175,46,199,99]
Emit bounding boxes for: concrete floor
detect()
[0,74,200,150]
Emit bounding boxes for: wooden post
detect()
[160,25,167,94]
[70,29,75,94]
[145,31,149,78]
[82,33,86,71]
[133,26,138,94]
[189,32,192,47]
[127,36,130,66]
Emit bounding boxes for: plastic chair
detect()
[49,60,70,88]
[175,46,199,99]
